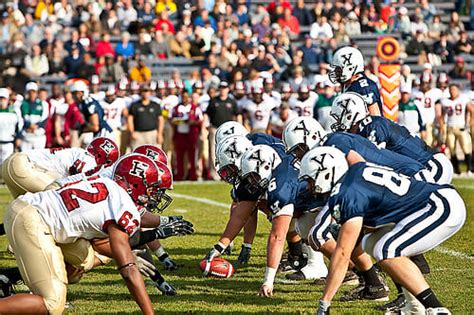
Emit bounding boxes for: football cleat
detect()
[156,281,177,296]
[0,274,15,298]
[236,245,252,265]
[278,254,307,273]
[426,307,451,315]
[340,283,389,302]
[376,294,406,313]
[314,270,359,286]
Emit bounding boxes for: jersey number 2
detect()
[362,166,410,196]
[60,183,110,212]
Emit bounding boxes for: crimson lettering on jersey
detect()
[60,182,110,212]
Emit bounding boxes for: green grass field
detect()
[0,180,473,314]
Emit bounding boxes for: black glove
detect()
[156,281,177,296]
[237,244,252,265]
[316,300,330,315]
[204,242,226,262]
[154,219,194,239]
[159,253,178,271]
[159,216,183,225]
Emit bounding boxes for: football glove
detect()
[156,280,177,296]
[159,216,183,225]
[237,244,252,265]
[159,253,178,271]
[154,219,194,239]
[204,242,226,262]
[133,250,157,277]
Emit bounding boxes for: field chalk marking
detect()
[171,192,229,209]
[433,247,474,260]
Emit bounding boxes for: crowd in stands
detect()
[0,0,473,181]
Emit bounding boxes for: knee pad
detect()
[410,254,430,274]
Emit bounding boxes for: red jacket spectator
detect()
[155,11,175,34]
[171,92,203,181]
[267,1,292,17]
[278,8,300,36]
[95,34,116,58]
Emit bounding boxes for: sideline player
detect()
[328,46,382,116]
[299,147,465,315]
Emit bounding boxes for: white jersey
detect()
[289,92,317,117]
[269,109,298,137]
[236,97,252,112]
[20,176,141,243]
[90,91,105,102]
[244,99,274,131]
[264,91,281,107]
[25,147,97,177]
[198,94,211,112]
[161,95,179,119]
[56,165,113,186]
[413,88,444,125]
[440,95,470,128]
[0,107,22,142]
[100,97,127,129]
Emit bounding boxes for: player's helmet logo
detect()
[223,126,234,136]
[225,141,240,159]
[146,148,158,160]
[130,160,149,178]
[100,140,115,154]
[311,153,328,169]
[342,53,352,66]
[293,120,310,136]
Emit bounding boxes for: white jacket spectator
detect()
[24,45,49,77]
[310,16,333,41]
[345,12,361,36]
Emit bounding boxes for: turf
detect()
[0,179,473,314]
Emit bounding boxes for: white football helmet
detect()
[330,92,368,132]
[215,121,249,144]
[215,135,253,185]
[283,117,327,160]
[240,145,282,195]
[328,46,364,84]
[299,146,348,194]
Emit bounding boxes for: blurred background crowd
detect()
[0,0,473,181]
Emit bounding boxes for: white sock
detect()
[154,246,166,259]
[401,287,425,315]
[300,243,328,279]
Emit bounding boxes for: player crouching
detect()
[299,147,465,315]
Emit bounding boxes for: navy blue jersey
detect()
[247,133,287,159]
[233,155,322,216]
[327,162,447,227]
[357,116,433,165]
[322,132,424,176]
[344,74,382,113]
[79,97,112,135]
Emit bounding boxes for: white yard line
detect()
[170,192,229,209]
[433,246,474,260]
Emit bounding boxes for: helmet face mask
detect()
[216,135,252,184]
[147,189,173,213]
[328,47,364,85]
[218,164,240,185]
[240,172,268,197]
[288,143,310,161]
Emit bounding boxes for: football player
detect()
[1,137,119,198]
[263,77,281,106]
[438,84,474,175]
[328,46,382,116]
[100,85,128,149]
[300,147,465,315]
[0,154,161,314]
[330,92,453,184]
[289,84,317,117]
[242,85,275,134]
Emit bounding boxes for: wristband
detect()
[242,243,252,249]
[263,266,277,286]
[118,262,136,271]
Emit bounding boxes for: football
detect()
[200,258,235,278]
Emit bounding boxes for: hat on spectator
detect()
[281,83,292,93]
[219,81,229,89]
[258,45,266,52]
[71,80,88,92]
[2,12,8,19]
[271,23,281,30]
[400,85,411,94]
[167,80,176,89]
[25,82,39,92]
[0,88,9,99]
[130,80,140,91]
[106,85,116,95]
[455,56,465,64]
[91,75,100,85]
[193,81,204,89]
[323,78,335,88]
[235,81,245,90]
[157,80,166,89]
[398,7,408,15]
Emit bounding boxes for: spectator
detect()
[48,45,66,77]
[234,2,250,25]
[75,53,96,80]
[101,9,121,36]
[116,0,138,32]
[151,30,171,59]
[433,32,455,64]
[156,0,177,17]
[99,55,125,83]
[428,15,446,40]
[420,0,437,23]
[155,10,175,33]
[193,10,217,31]
[115,32,135,59]
[447,11,465,41]
[293,0,313,26]
[20,82,49,151]
[64,30,84,56]
[253,14,271,40]
[128,85,164,149]
[96,33,115,58]
[300,36,321,66]
[454,31,473,55]
[24,45,49,77]
[410,15,428,36]
[278,8,300,37]
[130,57,152,83]
[63,45,83,78]
[266,0,292,21]
[169,31,191,58]
[400,65,418,91]
[449,56,471,79]
[21,13,43,47]
[172,91,203,181]
[138,2,156,29]
[406,30,430,56]
[310,16,333,41]
[205,81,240,180]
[135,32,153,56]
[345,12,361,36]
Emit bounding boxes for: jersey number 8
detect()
[362,166,410,196]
